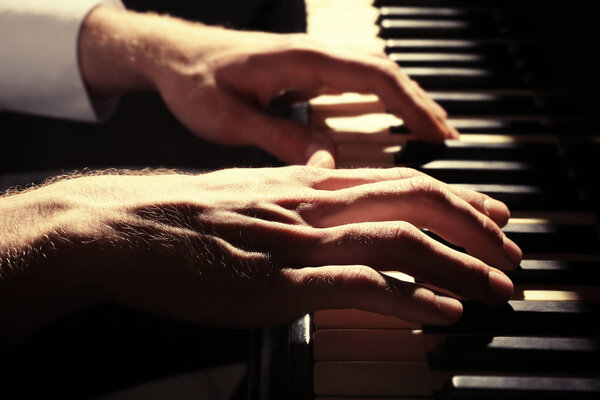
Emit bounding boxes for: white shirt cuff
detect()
[0,0,124,122]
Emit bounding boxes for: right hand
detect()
[79,7,459,168]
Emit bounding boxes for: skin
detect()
[77,7,459,168]
[0,7,521,351]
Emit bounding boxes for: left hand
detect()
[79,7,459,168]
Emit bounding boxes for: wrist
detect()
[78,6,161,96]
[78,6,234,98]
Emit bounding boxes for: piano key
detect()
[388,52,492,67]
[403,66,524,89]
[449,183,582,211]
[437,375,600,400]
[379,6,491,20]
[509,259,600,284]
[374,0,485,8]
[395,140,557,162]
[423,300,600,335]
[429,335,600,373]
[513,285,600,302]
[503,221,600,254]
[315,361,600,398]
[416,159,567,184]
[379,18,487,39]
[432,92,539,115]
[313,329,440,361]
[379,19,500,40]
[385,38,513,55]
[314,309,419,330]
[391,118,551,134]
[303,2,600,400]
[313,361,449,397]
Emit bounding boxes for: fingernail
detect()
[435,295,463,321]
[305,135,336,168]
[484,198,510,226]
[488,270,514,302]
[306,149,336,169]
[503,236,522,266]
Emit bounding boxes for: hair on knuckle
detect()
[345,265,380,287]
[378,221,416,242]
[408,176,446,204]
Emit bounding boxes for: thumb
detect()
[246,111,337,167]
[305,135,337,169]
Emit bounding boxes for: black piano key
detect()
[564,141,600,213]
[448,183,583,211]
[437,375,600,400]
[503,222,600,254]
[395,141,557,163]
[432,93,539,115]
[541,94,581,115]
[415,160,567,185]
[551,119,597,136]
[374,0,486,7]
[388,52,494,67]
[429,335,600,373]
[423,300,600,335]
[390,118,550,134]
[403,66,524,89]
[510,260,600,285]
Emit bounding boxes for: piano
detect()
[252,1,600,399]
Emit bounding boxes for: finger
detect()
[447,184,510,227]
[229,47,456,141]
[195,212,515,304]
[230,102,337,167]
[297,167,510,227]
[304,221,515,305]
[301,178,520,271]
[306,148,337,169]
[280,265,463,325]
[275,49,457,141]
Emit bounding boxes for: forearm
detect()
[0,187,107,351]
[78,6,219,97]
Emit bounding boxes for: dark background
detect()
[1,1,599,399]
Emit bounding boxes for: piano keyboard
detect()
[257,1,600,399]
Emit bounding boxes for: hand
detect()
[1,167,520,344]
[78,7,459,168]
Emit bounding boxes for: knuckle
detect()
[379,221,419,243]
[408,176,447,205]
[392,167,422,180]
[411,286,437,305]
[373,61,401,87]
[290,164,326,184]
[343,265,382,288]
